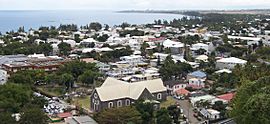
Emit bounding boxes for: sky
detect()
[0,0,270,10]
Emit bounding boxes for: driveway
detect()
[178,100,199,124]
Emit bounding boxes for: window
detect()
[157,93,162,100]
[126,99,130,106]
[108,102,113,108]
[117,100,122,107]
[94,93,98,99]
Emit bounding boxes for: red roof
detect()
[217,93,235,102]
[57,112,72,118]
[175,88,190,95]
[148,37,165,42]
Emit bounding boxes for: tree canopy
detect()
[58,42,71,56]
[94,106,142,124]
[230,76,270,124]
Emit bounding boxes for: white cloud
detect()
[0,0,270,10]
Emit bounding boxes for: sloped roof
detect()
[189,70,207,78]
[217,57,247,64]
[195,55,209,61]
[217,93,235,102]
[175,88,190,95]
[96,78,166,101]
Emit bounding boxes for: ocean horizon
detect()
[0,10,185,33]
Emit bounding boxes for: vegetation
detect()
[94,106,142,124]
[119,29,144,37]
[231,76,270,124]
[89,22,102,31]
[159,55,193,80]
[58,42,72,56]
[0,83,48,123]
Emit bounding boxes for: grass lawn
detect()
[160,96,178,108]
[36,86,64,97]
[72,96,90,110]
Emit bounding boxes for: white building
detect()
[188,78,205,88]
[200,108,220,120]
[162,39,185,55]
[216,57,247,69]
[63,40,76,48]
[120,55,143,65]
[195,55,209,63]
[80,38,98,46]
[191,43,209,55]
[126,39,141,50]
[228,35,261,45]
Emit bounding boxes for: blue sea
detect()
[0,10,185,33]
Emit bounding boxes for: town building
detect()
[216,57,247,69]
[90,77,167,112]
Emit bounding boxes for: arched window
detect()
[94,93,98,98]
[126,99,130,106]
[117,100,122,107]
[108,102,113,108]
[157,93,162,100]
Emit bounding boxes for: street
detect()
[178,100,199,124]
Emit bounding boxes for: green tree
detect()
[97,34,109,42]
[0,83,32,113]
[38,43,53,56]
[78,70,100,87]
[141,42,149,57]
[60,73,74,91]
[156,108,172,124]
[89,22,102,31]
[94,106,142,124]
[74,34,81,43]
[0,112,17,124]
[167,105,181,124]
[58,42,71,56]
[195,48,207,55]
[58,61,98,80]
[8,72,34,85]
[231,76,270,124]
[135,101,155,124]
[19,106,48,124]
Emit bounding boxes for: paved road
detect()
[178,100,199,124]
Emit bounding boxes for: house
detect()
[191,43,209,55]
[228,35,261,45]
[208,40,223,53]
[175,88,190,96]
[217,93,235,102]
[216,57,247,69]
[188,78,205,89]
[90,77,167,112]
[195,55,209,63]
[199,108,220,120]
[187,70,207,80]
[95,61,111,72]
[106,68,135,78]
[215,69,232,74]
[190,95,216,107]
[80,38,98,47]
[63,40,76,48]
[120,55,143,65]
[65,116,98,124]
[162,39,185,55]
[126,39,141,50]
